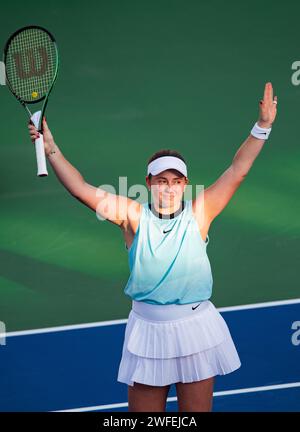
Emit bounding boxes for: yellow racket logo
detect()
[31,91,38,98]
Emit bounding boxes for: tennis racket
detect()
[3,25,59,176]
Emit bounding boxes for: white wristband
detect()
[251,122,272,140]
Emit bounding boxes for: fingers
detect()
[42,116,49,131]
[263,82,273,103]
[261,82,277,108]
[27,116,51,144]
[30,132,40,142]
[28,123,40,142]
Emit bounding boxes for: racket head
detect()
[3,25,58,105]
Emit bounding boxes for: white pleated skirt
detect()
[117,299,241,387]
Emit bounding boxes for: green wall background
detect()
[0,0,299,331]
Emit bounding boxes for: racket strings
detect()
[5,28,57,102]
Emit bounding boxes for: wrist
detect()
[46,142,58,157]
[250,121,272,140]
[257,120,272,129]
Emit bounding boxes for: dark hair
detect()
[147,149,186,179]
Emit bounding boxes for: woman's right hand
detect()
[28,117,56,156]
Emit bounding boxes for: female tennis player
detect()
[28,82,277,412]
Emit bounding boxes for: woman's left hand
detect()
[258,82,277,128]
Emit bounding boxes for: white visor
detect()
[147,156,187,177]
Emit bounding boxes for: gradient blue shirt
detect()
[124,199,213,305]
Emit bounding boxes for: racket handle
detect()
[31,110,48,177]
[34,134,48,177]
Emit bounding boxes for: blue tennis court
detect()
[1,299,299,411]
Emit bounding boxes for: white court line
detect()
[4,319,128,338]
[54,381,300,412]
[5,297,300,338]
[217,297,300,312]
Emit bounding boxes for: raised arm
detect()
[193,82,278,224]
[28,118,140,227]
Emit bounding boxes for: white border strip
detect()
[0,61,5,86]
[54,381,300,412]
[5,297,300,338]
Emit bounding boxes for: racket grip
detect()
[34,134,48,177]
[31,110,48,177]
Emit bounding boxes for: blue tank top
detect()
[123,199,213,305]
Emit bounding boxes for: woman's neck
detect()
[149,200,185,219]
